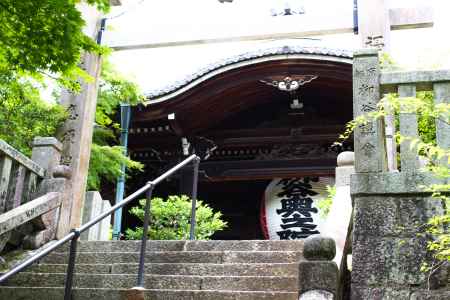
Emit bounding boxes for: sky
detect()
[103,0,450,93]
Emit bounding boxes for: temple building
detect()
[123,41,354,240]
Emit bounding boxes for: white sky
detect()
[104,0,450,93]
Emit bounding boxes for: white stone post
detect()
[81,191,111,241]
[323,151,354,269]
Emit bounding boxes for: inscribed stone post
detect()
[358,0,397,170]
[352,49,387,173]
[57,4,103,229]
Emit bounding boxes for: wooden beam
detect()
[129,131,343,149]
[106,7,432,51]
[108,28,354,51]
[199,159,336,181]
[218,133,340,146]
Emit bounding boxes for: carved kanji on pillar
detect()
[352,49,387,173]
[54,3,104,229]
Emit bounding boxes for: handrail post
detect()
[136,183,154,288]
[64,229,81,300]
[189,157,200,240]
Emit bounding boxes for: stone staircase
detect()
[0,239,338,299]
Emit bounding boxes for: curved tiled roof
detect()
[145,41,354,100]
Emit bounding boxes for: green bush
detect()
[125,195,227,240]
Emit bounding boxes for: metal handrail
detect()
[0,154,200,300]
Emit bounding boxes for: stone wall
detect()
[351,173,447,298]
[351,49,449,299]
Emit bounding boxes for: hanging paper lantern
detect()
[260,177,334,240]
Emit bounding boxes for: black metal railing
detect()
[0,154,200,300]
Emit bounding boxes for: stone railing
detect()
[0,138,72,254]
[351,49,449,299]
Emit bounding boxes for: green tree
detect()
[126,195,227,240]
[0,79,67,155]
[0,57,144,191]
[0,0,110,90]
[86,60,145,191]
[0,0,110,156]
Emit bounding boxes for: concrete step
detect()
[0,287,299,300]
[3,273,298,291]
[41,251,303,264]
[56,240,304,253]
[30,262,299,276]
[0,240,312,299]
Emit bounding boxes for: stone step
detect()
[0,287,299,300]
[3,273,298,291]
[29,262,299,276]
[56,240,304,253]
[41,251,303,264]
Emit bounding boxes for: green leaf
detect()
[125,195,227,240]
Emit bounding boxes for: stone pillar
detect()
[57,5,103,229]
[398,84,420,172]
[81,191,103,240]
[31,138,62,179]
[434,82,450,165]
[81,191,111,241]
[99,198,112,240]
[298,236,338,298]
[323,152,354,268]
[24,137,72,248]
[353,49,387,173]
[358,0,399,171]
[384,101,398,171]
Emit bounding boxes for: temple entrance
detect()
[125,43,354,240]
[200,180,269,240]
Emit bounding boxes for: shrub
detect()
[125,195,227,240]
